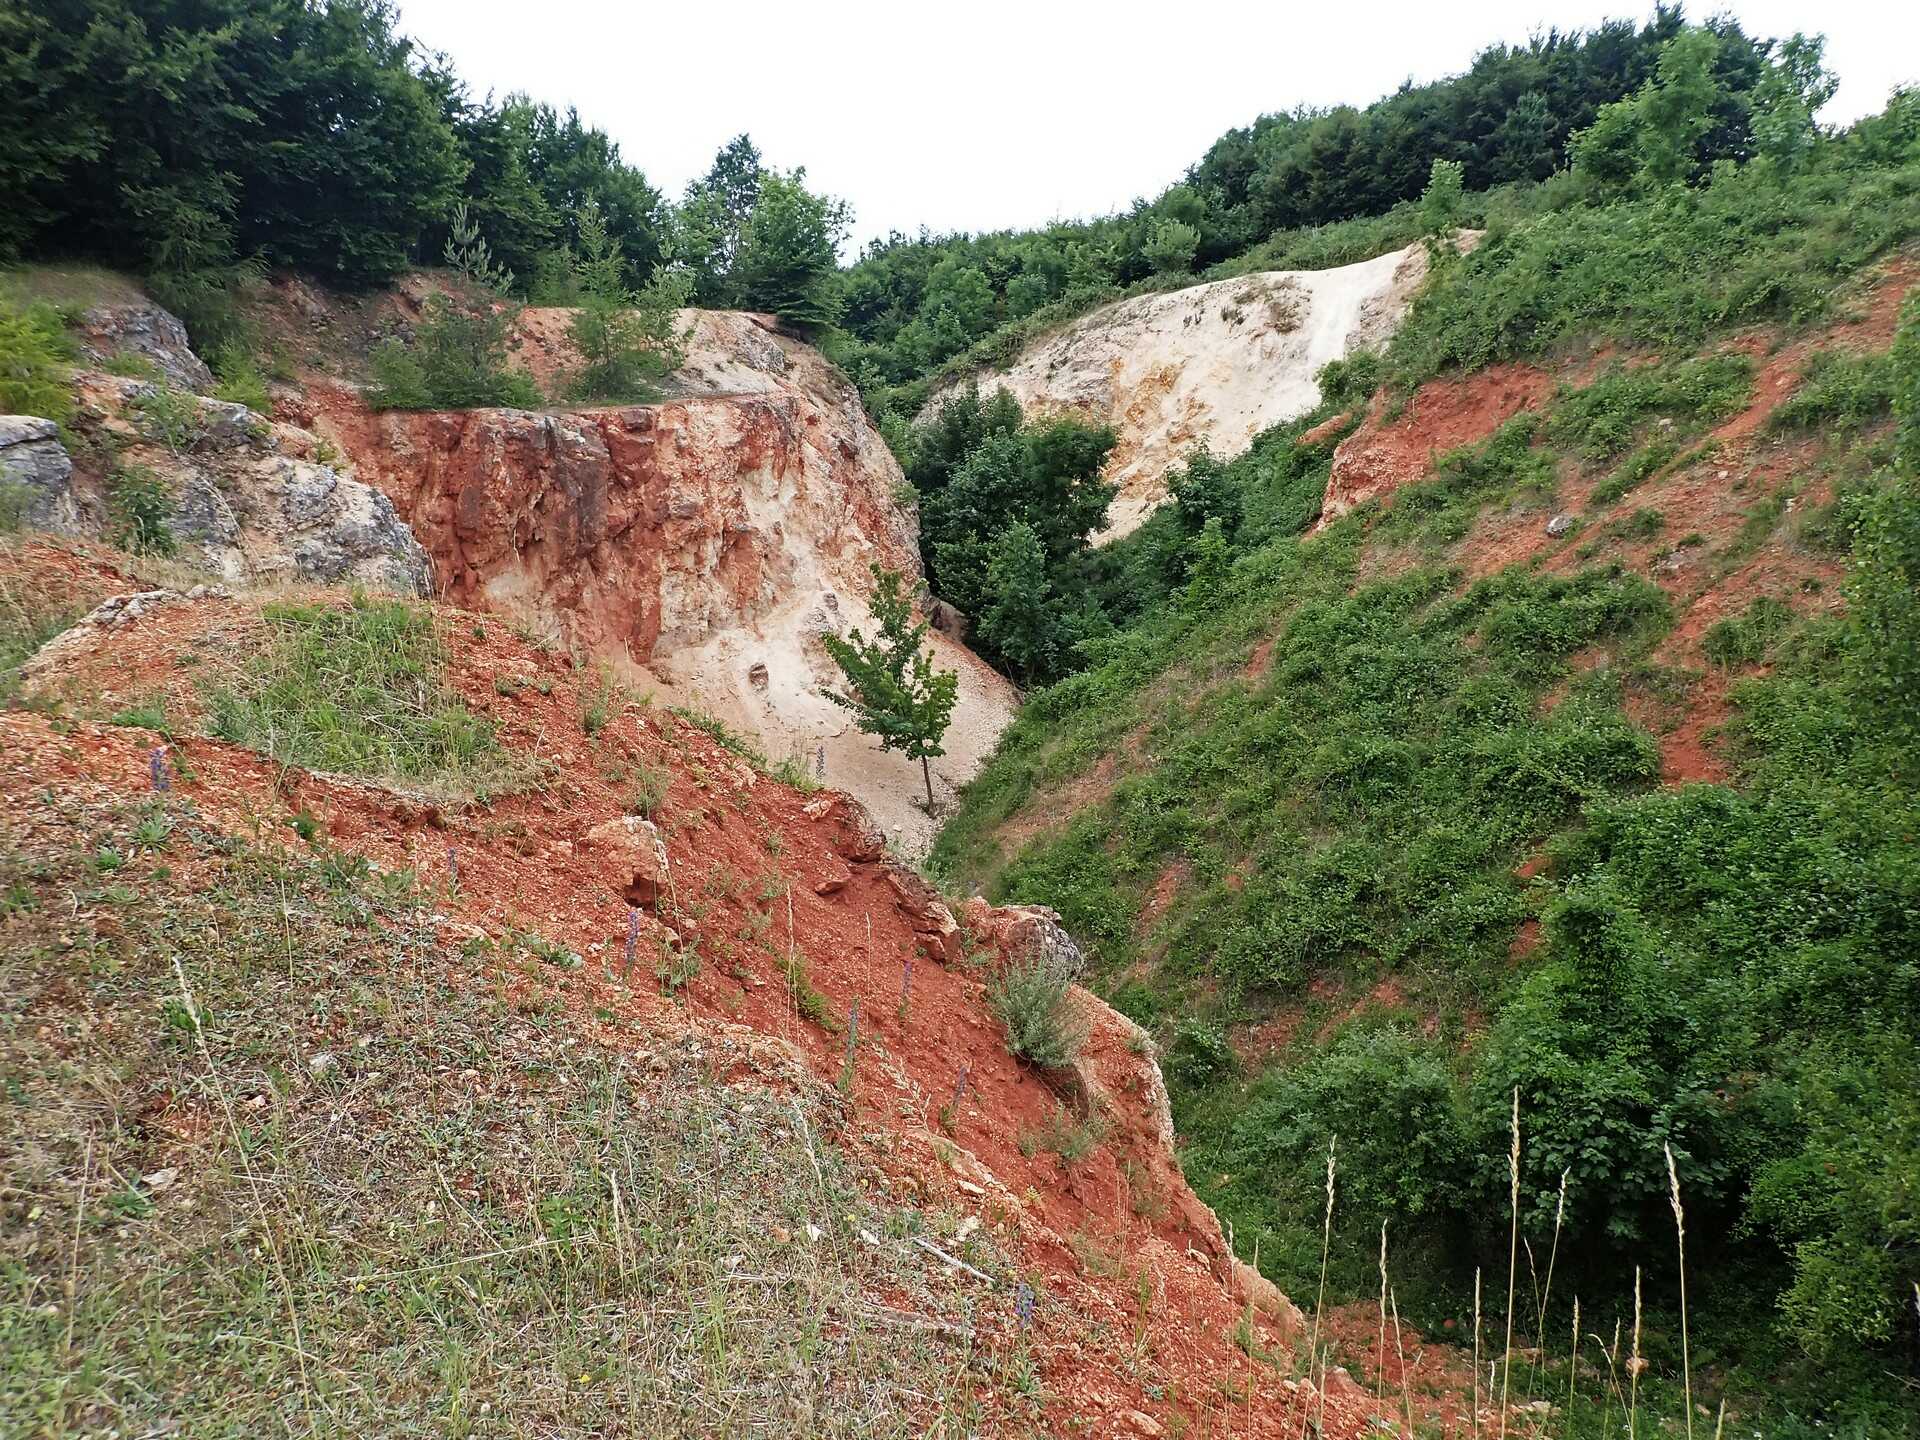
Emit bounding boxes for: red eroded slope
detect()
[5,558,1450,1440]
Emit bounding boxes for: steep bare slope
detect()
[306,307,1015,854]
[932,243,1436,538]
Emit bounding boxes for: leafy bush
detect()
[987,944,1087,1069]
[1164,1016,1237,1086]
[564,198,690,402]
[368,206,541,412]
[131,383,212,454]
[1389,157,1920,386]
[106,467,176,556]
[0,300,75,422]
[1548,353,1753,460]
[1704,595,1793,667]
[1768,347,1897,432]
[209,341,270,413]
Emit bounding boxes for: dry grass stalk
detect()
[1629,1266,1644,1440]
[1473,1266,1484,1440]
[1665,1143,1694,1440]
[1376,1221,1390,1421]
[1537,1170,1570,1387]
[1295,1137,1337,1440]
[1565,1296,1580,1440]
[1390,1285,1414,1438]
[1499,1088,1521,1440]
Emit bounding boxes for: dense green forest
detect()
[0,2,1798,399]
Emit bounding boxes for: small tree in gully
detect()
[823,566,959,813]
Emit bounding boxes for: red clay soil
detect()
[1424,261,1913,785]
[1,555,1497,1440]
[0,536,136,614]
[1316,364,1557,528]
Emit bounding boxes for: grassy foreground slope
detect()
[932,127,1920,1431]
[0,760,987,1437]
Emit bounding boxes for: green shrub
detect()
[0,300,75,422]
[1589,436,1681,507]
[368,206,541,412]
[104,350,160,379]
[1164,1016,1236,1086]
[987,945,1087,1069]
[209,341,271,413]
[1222,1026,1468,1240]
[1388,158,1920,386]
[1768,348,1897,432]
[564,197,691,403]
[1548,354,1754,461]
[106,467,176,556]
[1704,595,1794,667]
[131,384,208,454]
[145,260,264,358]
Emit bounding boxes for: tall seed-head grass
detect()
[1294,1137,1335,1440]
[1376,1220,1389,1421]
[1473,1266,1484,1440]
[1665,1142,1694,1440]
[1629,1266,1644,1440]
[1565,1296,1580,1440]
[1499,1088,1520,1440]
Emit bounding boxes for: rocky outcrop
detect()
[61,373,429,594]
[929,242,1438,539]
[315,311,1017,854]
[76,303,215,392]
[0,416,79,533]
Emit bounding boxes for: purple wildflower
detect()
[148,746,170,792]
[623,907,641,978]
[1015,1281,1035,1329]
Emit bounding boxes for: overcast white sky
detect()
[391,0,1919,253]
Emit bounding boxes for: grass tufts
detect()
[206,594,536,800]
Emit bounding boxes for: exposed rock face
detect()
[930,242,1438,539]
[63,373,429,594]
[961,896,1084,981]
[582,814,672,907]
[0,416,79,533]
[76,303,215,392]
[317,311,1017,854]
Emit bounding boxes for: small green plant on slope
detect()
[0,299,75,422]
[822,565,959,813]
[106,466,176,556]
[368,203,541,411]
[131,382,211,455]
[209,340,271,413]
[565,196,692,403]
[206,594,530,798]
[987,941,1086,1070]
